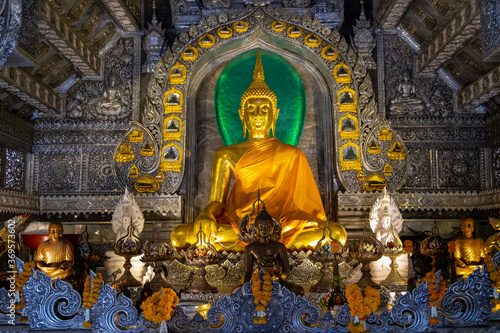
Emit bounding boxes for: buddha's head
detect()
[254,208,274,241]
[460,218,475,238]
[239,51,280,139]
[48,222,64,242]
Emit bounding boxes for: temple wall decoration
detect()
[66,37,140,121]
[383,34,454,118]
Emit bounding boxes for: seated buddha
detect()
[389,69,426,116]
[243,206,303,295]
[453,218,484,278]
[171,51,346,251]
[35,222,75,280]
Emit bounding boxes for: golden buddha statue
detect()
[453,218,484,278]
[171,51,346,251]
[35,223,74,280]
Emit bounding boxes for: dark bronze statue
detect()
[243,207,303,295]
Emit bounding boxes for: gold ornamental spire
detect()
[253,51,265,82]
[240,50,278,115]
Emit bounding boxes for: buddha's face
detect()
[244,97,273,137]
[256,219,273,238]
[461,218,474,238]
[48,224,63,242]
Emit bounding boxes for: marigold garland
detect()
[484,254,500,307]
[426,272,446,324]
[346,284,380,332]
[14,261,35,322]
[251,271,273,324]
[348,321,366,333]
[140,287,179,325]
[404,239,413,253]
[448,241,456,254]
[81,273,103,328]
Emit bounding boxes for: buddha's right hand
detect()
[194,201,224,239]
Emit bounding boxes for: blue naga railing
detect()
[0,258,497,332]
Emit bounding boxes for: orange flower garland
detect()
[426,272,446,324]
[346,284,380,333]
[82,273,103,328]
[251,271,273,324]
[14,261,35,322]
[484,254,500,305]
[140,287,179,325]
[404,240,413,253]
[448,241,456,254]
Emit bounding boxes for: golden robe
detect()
[35,239,74,277]
[219,137,326,246]
[454,236,484,276]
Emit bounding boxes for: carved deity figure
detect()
[389,69,426,116]
[171,51,346,251]
[369,188,404,238]
[453,218,484,277]
[369,188,408,283]
[95,74,129,116]
[111,189,144,243]
[35,223,74,280]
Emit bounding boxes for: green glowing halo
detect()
[214,50,306,146]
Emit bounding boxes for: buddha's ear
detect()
[271,108,280,137]
[239,108,246,137]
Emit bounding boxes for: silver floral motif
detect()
[289,259,322,286]
[37,154,80,193]
[23,270,86,330]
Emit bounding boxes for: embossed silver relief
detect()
[388,68,426,117]
[493,146,500,188]
[143,1,165,74]
[67,38,134,121]
[0,0,22,69]
[437,149,482,189]
[202,0,230,9]
[5,148,24,190]
[353,4,376,69]
[401,148,431,189]
[37,154,80,193]
[112,121,161,192]
[283,0,312,8]
[86,152,121,192]
[384,34,453,118]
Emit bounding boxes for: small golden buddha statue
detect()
[171,51,346,251]
[453,218,484,278]
[35,223,74,280]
